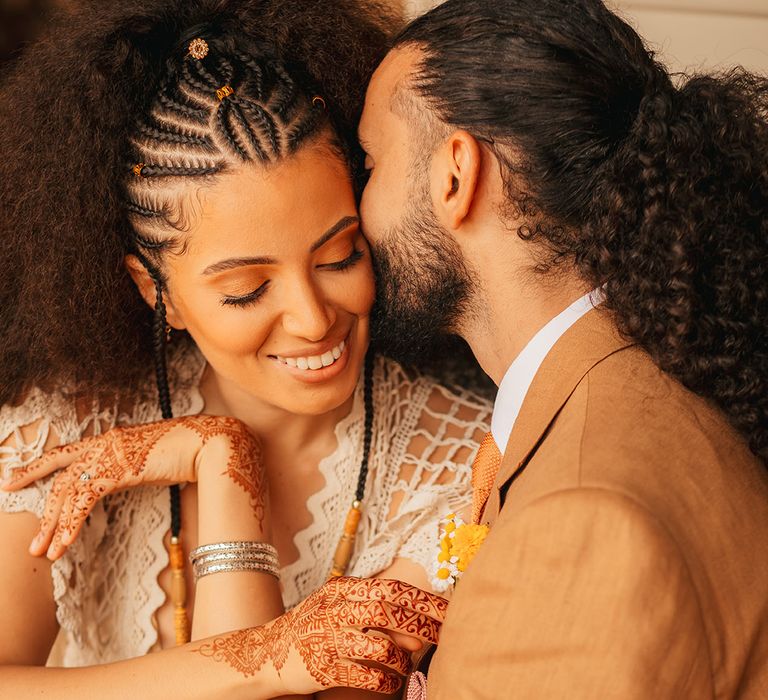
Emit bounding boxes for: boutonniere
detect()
[431,513,490,593]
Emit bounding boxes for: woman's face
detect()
[146,145,374,416]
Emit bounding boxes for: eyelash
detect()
[221,248,365,308]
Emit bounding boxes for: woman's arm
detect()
[0,511,58,666]
[191,427,284,639]
[1,417,286,643]
[0,640,273,700]
[0,577,443,700]
[0,491,268,699]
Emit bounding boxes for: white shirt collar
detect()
[490,288,604,455]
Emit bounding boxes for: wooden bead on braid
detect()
[148,265,190,645]
[329,350,375,578]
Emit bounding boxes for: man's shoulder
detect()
[573,346,765,491]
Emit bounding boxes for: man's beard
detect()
[368,186,475,366]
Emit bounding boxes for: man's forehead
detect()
[360,46,422,138]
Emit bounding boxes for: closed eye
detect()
[220,249,363,308]
[221,280,269,307]
[317,249,364,272]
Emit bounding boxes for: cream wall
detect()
[403,0,768,74]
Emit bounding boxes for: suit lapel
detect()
[483,309,634,526]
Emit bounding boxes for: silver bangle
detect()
[194,559,280,581]
[189,541,278,562]
[190,541,280,582]
[193,551,277,565]
[192,552,278,576]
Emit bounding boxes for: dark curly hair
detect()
[0,0,399,407]
[397,0,768,462]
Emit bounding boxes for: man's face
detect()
[358,48,474,363]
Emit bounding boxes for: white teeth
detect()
[278,340,347,371]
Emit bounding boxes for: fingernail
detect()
[29,533,44,553]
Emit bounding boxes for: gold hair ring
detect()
[312,95,326,110]
[216,85,234,101]
[132,162,145,177]
[188,38,209,60]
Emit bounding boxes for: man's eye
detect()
[318,249,364,272]
[221,281,269,307]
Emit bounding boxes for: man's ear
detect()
[430,129,482,230]
[124,254,186,330]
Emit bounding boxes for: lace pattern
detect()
[0,349,490,665]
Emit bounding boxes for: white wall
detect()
[403,0,768,74]
[611,0,768,73]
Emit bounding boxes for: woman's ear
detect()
[124,255,186,330]
[124,254,157,309]
[430,129,482,230]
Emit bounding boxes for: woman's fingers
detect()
[45,476,107,560]
[336,577,449,621]
[29,470,73,555]
[331,660,402,695]
[339,630,412,675]
[1,441,90,491]
[340,599,442,646]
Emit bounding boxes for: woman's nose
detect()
[281,280,336,342]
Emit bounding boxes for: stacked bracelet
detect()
[189,541,280,581]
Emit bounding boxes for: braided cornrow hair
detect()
[0,0,399,408]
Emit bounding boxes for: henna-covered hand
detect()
[192,577,448,696]
[0,416,265,560]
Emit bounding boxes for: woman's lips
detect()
[270,334,351,384]
[276,338,346,370]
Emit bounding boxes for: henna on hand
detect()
[182,416,266,525]
[2,415,266,558]
[192,577,447,695]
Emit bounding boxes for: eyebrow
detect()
[310,215,359,252]
[202,215,360,275]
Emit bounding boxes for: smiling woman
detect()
[0,0,490,697]
[128,151,373,416]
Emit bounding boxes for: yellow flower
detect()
[432,514,491,592]
[450,523,490,566]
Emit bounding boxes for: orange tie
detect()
[471,432,503,524]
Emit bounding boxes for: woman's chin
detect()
[265,349,364,416]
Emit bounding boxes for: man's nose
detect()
[281,279,336,342]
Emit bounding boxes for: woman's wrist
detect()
[195,435,271,544]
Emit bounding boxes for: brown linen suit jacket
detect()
[428,309,768,699]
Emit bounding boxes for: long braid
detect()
[329,348,376,578]
[355,349,376,503]
[144,264,182,539]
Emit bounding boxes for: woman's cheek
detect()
[187,299,273,357]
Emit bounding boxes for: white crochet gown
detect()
[0,345,490,667]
